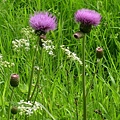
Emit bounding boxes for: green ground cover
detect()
[0,0,120,120]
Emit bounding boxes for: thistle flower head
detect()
[75,9,101,26]
[29,12,57,34]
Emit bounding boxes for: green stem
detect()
[86,61,98,97]
[8,88,14,120]
[75,97,78,120]
[33,85,40,105]
[30,69,41,101]
[82,35,86,120]
[27,51,36,101]
[27,38,39,101]
[30,44,42,101]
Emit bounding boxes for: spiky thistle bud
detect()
[73,31,85,39]
[96,47,103,59]
[10,74,20,87]
[11,106,18,114]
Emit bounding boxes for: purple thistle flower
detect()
[29,12,57,34]
[75,9,101,26]
[74,9,101,33]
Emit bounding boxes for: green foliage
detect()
[0,0,120,119]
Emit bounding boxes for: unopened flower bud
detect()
[11,106,18,114]
[10,74,19,87]
[96,47,103,59]
[74,31,85,39]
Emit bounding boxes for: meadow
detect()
[0,0,120,120]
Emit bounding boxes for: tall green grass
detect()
[0,0,120,120]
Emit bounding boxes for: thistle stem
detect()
[33,85,40,105]
[8,88,14,120]
[27,38,39,101]
[30,42,42,102]
[27,51,36,101]
[75,97,78,120]
[30,68,41,101]
[82,35,86,120]
[86,61,98,97]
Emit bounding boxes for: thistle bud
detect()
[73,31,85,39]
[11,106,18,114]
[96,47,103,59]
[10,74,19,87]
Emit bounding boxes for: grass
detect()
[0,0,120,120]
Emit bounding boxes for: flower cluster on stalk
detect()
[21,26,35,39]
[0,54,15,68]
[18,100,42,116]
[42,39,55,56]
[60,45,82,65]
[12,39,30,52]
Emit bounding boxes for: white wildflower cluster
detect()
[1,61,15,68]
[12,39,30,52]
[0,54,3,61]
[21,26,35,39]
[60,45,82,65]
[0,54,15,68]
[42,39,55,56]
[18,100,42,116]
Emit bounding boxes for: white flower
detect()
[12,39,30,52]
[21,26,35,39]
[0,59,15,68]
[18,100,42,116]
[49,51,54,55]
[0,54,3,61]
[41,39,55,56]
[25,42,30,47]
[60,45,82,65]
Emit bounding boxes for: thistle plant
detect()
[27,11,57,104]
[8,74,20,120]
[74,9,101,120]
[86,47,104,97]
